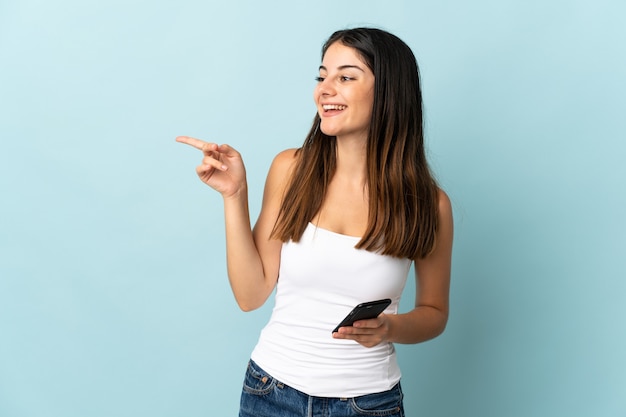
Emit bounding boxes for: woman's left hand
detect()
[332,314,390,348]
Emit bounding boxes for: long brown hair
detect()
[271,28,439,259]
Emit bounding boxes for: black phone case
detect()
[332,298,392,333]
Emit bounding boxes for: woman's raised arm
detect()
[176,136,296,311]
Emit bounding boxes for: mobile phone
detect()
[332,299,392,333]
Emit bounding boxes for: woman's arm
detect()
[386,189,453,343]
[228,148,297,311]
[333,189,453,347]
[176,136,296,311]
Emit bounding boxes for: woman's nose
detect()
[317,78,335,96]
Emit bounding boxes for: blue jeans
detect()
[239,360,405,417]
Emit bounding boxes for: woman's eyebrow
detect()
[318,64,365,73]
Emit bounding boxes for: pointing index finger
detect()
[175,136,216,153]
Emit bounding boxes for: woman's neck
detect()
[334,135,367,186]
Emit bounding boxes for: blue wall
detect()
[1,1,624,416]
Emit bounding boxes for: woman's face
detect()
[314,42,375,141]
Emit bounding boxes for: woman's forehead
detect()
[321,43,369,71]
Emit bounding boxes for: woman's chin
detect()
[319,123,339,137]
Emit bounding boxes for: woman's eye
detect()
[315,75,354,82]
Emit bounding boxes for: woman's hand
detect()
[332,314,390,348]
[176,136,247,199]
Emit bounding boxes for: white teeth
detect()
[323,104,347,111]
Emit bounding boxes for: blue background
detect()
[1,1,624,416]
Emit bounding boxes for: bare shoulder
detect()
[437,188,452,216]
[265,148,299,187]
[436,188,454,243]
[271,148,299,171]
[261,148,299,199]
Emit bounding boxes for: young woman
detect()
[177,27,453,417]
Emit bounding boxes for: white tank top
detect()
[250,222,412,397]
